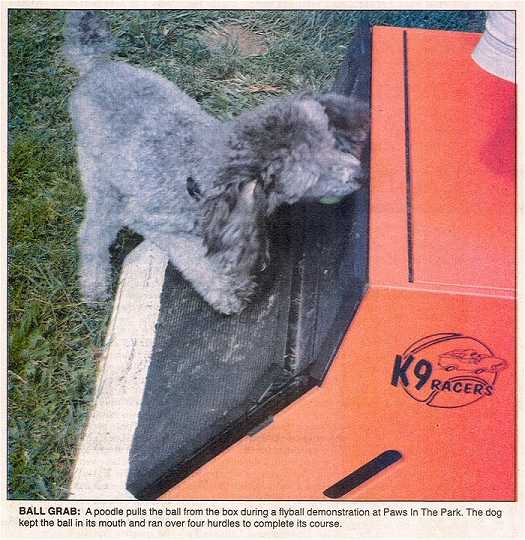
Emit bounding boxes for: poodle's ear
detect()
[201,180,268,274]
[316,93,370,158]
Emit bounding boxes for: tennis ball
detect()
[319,196,342,205]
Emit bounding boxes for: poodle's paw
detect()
[80,270,111,306]
[208,290,248,315]
[192,271,255,315]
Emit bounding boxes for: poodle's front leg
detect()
[78,189,123,305]
[154,234,255,315]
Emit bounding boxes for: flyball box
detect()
[70,23,515,501]
[156,25,516,501]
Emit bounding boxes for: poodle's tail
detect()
[63,10,115,75]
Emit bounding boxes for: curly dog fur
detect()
[64,11,369,314]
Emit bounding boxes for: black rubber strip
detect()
[323,450,403,499]
[403,30,414,283]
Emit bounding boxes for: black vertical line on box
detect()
[403,30,415,283]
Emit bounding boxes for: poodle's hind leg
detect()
[154,234,255,315]
[78,181,124,305]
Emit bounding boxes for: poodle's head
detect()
[231,93,369,210]
[201,92,369,275]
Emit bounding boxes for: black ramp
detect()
[127,19,372,500]
[128,208,300,488]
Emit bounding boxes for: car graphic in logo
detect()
[438,348,508,375]
[391,333,508,408]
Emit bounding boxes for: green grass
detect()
[8,9,485,499]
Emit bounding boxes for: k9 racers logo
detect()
[391,333,507,408]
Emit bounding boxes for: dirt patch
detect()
[247,83,281,94]
[200,23,268,57]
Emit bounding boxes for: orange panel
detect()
[369,26,409,288]
[161,26,516,501]
[370,28,516,298]
[408,30,516,293]
[161,288,515,500]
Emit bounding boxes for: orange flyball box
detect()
[161,26,516,501]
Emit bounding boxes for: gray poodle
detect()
[64,11,369,314]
